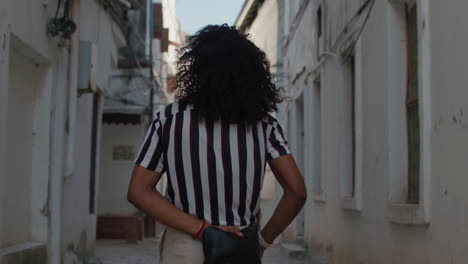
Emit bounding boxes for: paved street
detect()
[95,239,160,264]
[95,239,325,264]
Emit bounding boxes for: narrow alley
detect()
[2,0,468,264]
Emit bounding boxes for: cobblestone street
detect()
[95,239,325,264]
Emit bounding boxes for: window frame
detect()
[386,0,431,225]
[339,39,363,212]
[305,72,326,202]
[405,3,420,204]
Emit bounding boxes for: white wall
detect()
[280,0,431,262]
[427,1,468,262]
[245,0,279,72]
[62,93,100,255]
[79,0,125,91]
[0,0,126,262]
[0,0,59,255]
[99,123,146,216]
[280,0,468,263]
[61,0,123,258]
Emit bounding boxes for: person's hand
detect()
[212,225,244,238]
[195,223,244,240]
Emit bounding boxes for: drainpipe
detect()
[65,0,80,177]
[148,0,155,121]
[48,48,68,264]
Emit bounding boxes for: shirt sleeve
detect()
[134,113,165,173]
[266,119,291,161]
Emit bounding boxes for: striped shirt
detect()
[134,102,290,226]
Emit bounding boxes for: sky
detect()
[176,0,245,35]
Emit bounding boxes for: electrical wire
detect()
[130,46,155,88]
[331,0,375,57]
[130,25,175,86]
[278,0,376,127]
[340,0,376,62]
[128,24,172,81]
[281,0,375,102]
[331,0,373,52]
[283,0,311,53]
[62,0,71,19]
[55,0,63,18]
[110,28,174,101]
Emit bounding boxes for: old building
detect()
[97,0,158,241]
[237,0,468,263]
[158,0,185,101]
[151,0,185,199]
[0,0,143,263]
[97,0,184,241]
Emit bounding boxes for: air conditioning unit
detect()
[78,41,98,93]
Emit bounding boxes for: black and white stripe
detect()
[135,102,290,226]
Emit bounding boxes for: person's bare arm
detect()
[127,165,202,235]
[127,165,243,238]
[260,154,307,245]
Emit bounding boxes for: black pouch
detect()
[202,225,262,264]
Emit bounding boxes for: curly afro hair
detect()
[175,24,283,124]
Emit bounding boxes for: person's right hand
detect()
[208,224,245,238]
[195,223,244,240]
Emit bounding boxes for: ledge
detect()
[0,241,47,263]
[340,197,362,212]
[387,202,430,226]
[313,192,326,203]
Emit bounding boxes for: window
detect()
[350,55,357,197]
[317,6,323,38]
[387,0,430,225]
[316,3,326,58]
[343,52,356,199]
[340,39,363,211]
[405,3,420,204]
[312,76,323,198]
